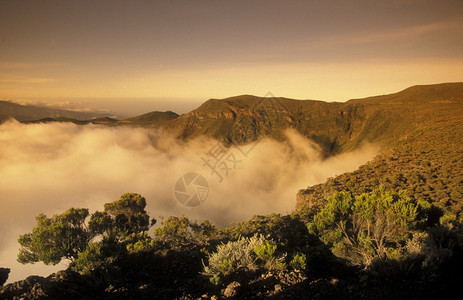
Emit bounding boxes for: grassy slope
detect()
[297,83,463,215]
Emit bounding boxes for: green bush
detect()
[18,208,91,265]
[18,193,156,271]
[73,239,123,274]
[154,216,216,249]
[209,274,221,286]
[126,233,157,253]
[289,252,307,271]
[203,235,285,281]
[254,240,277,261]
[73,242,106,274]
[308,188,430,266]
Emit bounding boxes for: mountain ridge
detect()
[156,82,463,155]
[4,82,463,157]
[0,100,113,122]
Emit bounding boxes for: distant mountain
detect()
[23,116,119,125]
[0,100,112,122]
[21,110,180,127]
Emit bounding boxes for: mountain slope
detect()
[153,83,463,156]
[159,95,352,155]
[297,82,463,215]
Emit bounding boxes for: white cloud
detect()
[0,121,378,283]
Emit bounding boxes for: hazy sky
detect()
[1,0,462,108]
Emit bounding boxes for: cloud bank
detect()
[0,120,378,282]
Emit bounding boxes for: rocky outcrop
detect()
[0,268,10,286]
[0,270,98,299]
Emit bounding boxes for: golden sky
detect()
[1,0,462,106]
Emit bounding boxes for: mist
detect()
[0,120,379,283]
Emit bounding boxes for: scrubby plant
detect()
[203,235,285,282]
[209,274,221,286]
[126,233,157,253]
[289,252,307,271]
[439,213,458,227]
[73,242,106,274]
[18,193,156,272]
[154,216,216,249]
[254,240,286,271]
[308,188,430,266]
[18,208,91,265]
[89,193,154,243]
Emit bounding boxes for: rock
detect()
[0,275,48,299]
[223,281,241,298]
[0,268,10,286]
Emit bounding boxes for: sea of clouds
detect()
[0,120,378,282]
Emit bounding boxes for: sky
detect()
[1,0,463,113]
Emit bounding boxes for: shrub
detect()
[72,241,117,274]
[154,216,216,249]
[18,208,91,265]
[254,240,286,271]
[289,252,307,271]
[203,235,285,280]
[439,213,458,227]
[308,189,430,266]
[126,233,157,253]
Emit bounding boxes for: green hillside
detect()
[154,83,463,156]
[297,82,463,216]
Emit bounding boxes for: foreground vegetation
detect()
[1,185,462,299]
